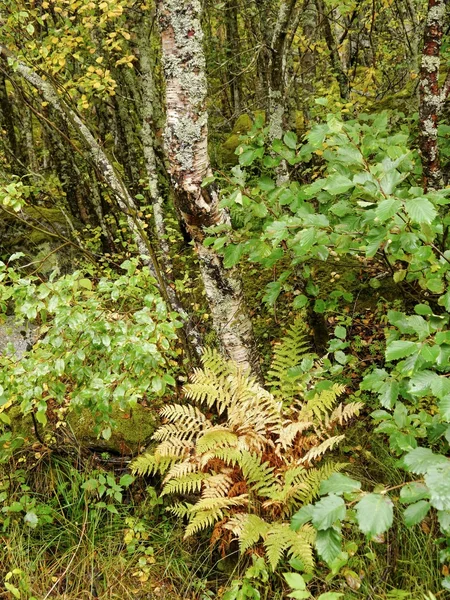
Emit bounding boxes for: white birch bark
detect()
[158,0,261,376]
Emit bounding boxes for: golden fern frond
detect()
[295,462,347,505]
[161,473,209,496]
[201,473,234,499]
[190,495,248,513]
[224,513,269,553]
[184,508,225,538]
[267,318,313,402]
[131,452,177,476]
[152,421,202,442]
[166,502,193,518]
[305,383,346,420]
[276,421,314,451]
[300,435,345,464]
[196,428,238,453]
[327,401,364,427]
[160,403,209,429]
[163,459,198,483]
[156,438,193,458]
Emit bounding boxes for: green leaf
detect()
[291,505,314,530]
[323,174,354,196]
[319,473,361,496]
[375,198,402,222]
[119,474,135,487]
[311,494,346,530]
[385,340,418,361]
[334,326,346,340]
[315,527,342,563]
[284,131,298,149]
[355,494,394,536]
[283,572,306,590]
[400,482,430,504]
[404,198,437,224]
[293,295,308,309]
[263,281,282,306]
[439,395,450,422]
[317,594,344,600]
[223,244,244,268]
[424,463,450,510]
[402,447,448,474]
[403,500,430,527]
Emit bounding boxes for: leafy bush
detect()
[0,257,182,445]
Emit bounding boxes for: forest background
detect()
[0,0,450,599]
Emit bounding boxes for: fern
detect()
[267,318,314,403]
[133,337,362,572]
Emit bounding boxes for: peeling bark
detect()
[158,0,261,376]
[419,0,447,191]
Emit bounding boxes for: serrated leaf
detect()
[403,500,430,527]
[291,505,314,530]
[284,131,298,149]
[293,294,308,309]
[311,494,346,530]
[402,447,448,474]
[385,340,418,361]
[320,473,362,496]
[323,174,354,196]
[315,527,342,563]
[355,493,394,536]
[424,463,450,510]
[405,197,437,224]
[283,572,306,590]
[439,395,450,422]
[223,244,244,268]
[400,482,430,504]
[375,198,402,221]
[263,281,282,306]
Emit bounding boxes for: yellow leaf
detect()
[96,56,103,64]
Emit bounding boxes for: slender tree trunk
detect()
[315,0,349,100]
[158,0,261,375]
[225,0,242,116]
[137,15,172,268]
[418,0,447,191]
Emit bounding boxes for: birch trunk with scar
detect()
[419,0,446,191]
[0,44,203,356]
[158,0,261,376]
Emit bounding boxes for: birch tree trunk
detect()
[158,0,261,376]
[418,0,447,191]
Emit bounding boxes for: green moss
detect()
[67,403,158,454]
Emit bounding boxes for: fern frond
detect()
[159,403,209,430]
[239,451,276,494]
[224,513,269,553]
[131,452,177,476]
[161,473,209,496]
[276,421,314,451]
[267,318,313,402]
[163,459,199,483]
[184,508,225,538]
[166,502,193,518]
[305,383,346,420]
[196,428,238,453]
[300,435,345,464]
[286,524,316,572]
[327,401,364,427]
[190,495,248,513]
[201,473,234,499]
[295,462,346,505]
